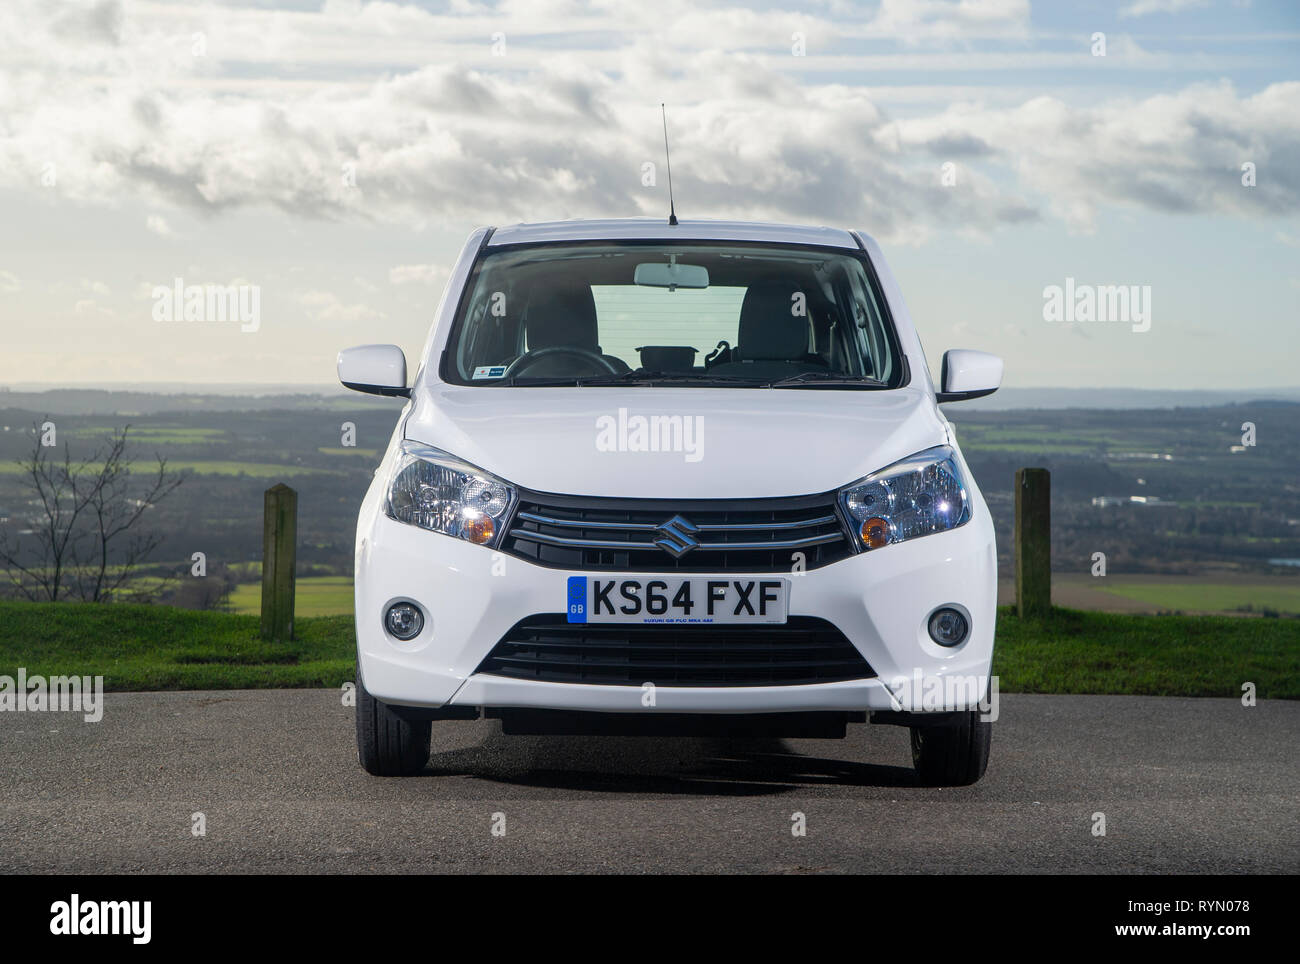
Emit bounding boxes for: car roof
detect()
[486,218,862,250]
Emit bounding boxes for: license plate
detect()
[566,576,789,625]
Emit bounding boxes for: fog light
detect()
[927,607,969,647]
[385,602,424,640]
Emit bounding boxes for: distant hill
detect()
[0,384,1296,416]
[945,387,1300,411]
[0,386,398,416]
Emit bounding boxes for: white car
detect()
[339,218,1003,785]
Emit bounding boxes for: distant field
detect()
[1097,581,1300,615]
[999,573,1300,615]
[168,460,338,478]
[0,459,336,478]
[966,443,1097,455]
[69,426,231,443]
[317,446,379,458]
[2,397,1296,586]
[228,576,354,617]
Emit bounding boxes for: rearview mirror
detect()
[937,349,1002,403]
[337,344,410,397]
[634,261,709,289]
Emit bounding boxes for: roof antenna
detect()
[661,103,678,226]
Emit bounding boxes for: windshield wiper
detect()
[502,370,885,388]
[763,371,887,389]
[501,370,758,387]
[503,375,586,387]
[574,370,760,387]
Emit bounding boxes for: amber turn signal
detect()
[859,517,890,549]
[462,514,495,545]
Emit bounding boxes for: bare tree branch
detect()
[0,422,182,603]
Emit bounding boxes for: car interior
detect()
[451,246,896,384]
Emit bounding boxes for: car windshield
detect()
[443,241,904,388]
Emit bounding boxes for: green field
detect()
[161,460,337,478]
[0,601,1295,697]
[317,446,379,458]
[228,576,354,617]
[1096,581,1300,615]
[958,441,1098,455]
[69,426,232,443]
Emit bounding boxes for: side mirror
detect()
[337,344,410,397]
[937,349,1002,403]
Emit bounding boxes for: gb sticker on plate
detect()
[566,576,588,623]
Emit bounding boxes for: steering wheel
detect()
[503,346,620,379]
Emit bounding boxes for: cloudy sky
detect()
[0,0,1296,390]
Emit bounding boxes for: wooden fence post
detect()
[1014,467,1051,617]
[261,483,297,640]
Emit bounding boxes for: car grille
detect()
[501,490,854,572]
[476,615,875,687]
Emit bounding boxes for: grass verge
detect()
[0,601,1294,697]
[992,607,1298,699]
[0,601,353,690]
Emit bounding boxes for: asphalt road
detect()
[1,691,1296,874]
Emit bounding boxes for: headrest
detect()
[738,282,809,360]
[525,284,599,352]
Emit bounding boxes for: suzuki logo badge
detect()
[654,514,700,558]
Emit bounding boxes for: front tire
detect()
[910,712,991,786]
[356,671,431,776]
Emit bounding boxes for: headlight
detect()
[838,445,970,550]
[385,442,515,547]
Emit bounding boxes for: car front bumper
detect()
[355,507,996,715]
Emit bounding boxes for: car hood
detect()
[403,385,948,499]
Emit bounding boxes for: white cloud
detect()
[389,264,448,285]
[1120,0,1210,19]
[73,298,115,317]
[0,271,20,293]
[145,214,175,237]
[296,289,386,323]
[890,81,1300,231]
[867,0,1031,41]
[0,0,1294,247]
